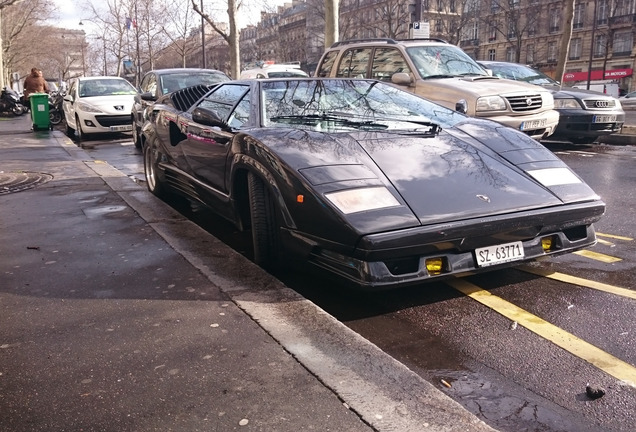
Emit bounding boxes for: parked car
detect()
[620,90,636,109]
[240,62,309,79]
[141,77,604,290]
[132,68,230,149]
[480,61,625,144]
[63,76,138,141]
[315,38,559,140]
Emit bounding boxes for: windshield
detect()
[79,79,137,97]
[488,63,558,86]
[261,79,464,130]
[406,45,487,79]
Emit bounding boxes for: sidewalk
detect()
[0,114,495,431]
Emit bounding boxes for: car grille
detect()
[505,94,543,112]
[583,99,618,109]
[170,84,214,111]
[95,115,131,127]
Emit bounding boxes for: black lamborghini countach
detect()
[141,78,605,289]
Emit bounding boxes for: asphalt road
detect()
[75,131,636,432]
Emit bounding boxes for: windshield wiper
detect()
[422,74,457,79]
[270,114,389,130]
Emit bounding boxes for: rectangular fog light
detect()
[425,257,445,275]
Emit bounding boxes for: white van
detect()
[572,83,620,98]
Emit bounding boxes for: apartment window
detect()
[437,0,443,11]
[594,35,607,57]
[526,44,535,64]
[491,0,499,12]
[450,0,456,12]
[435,19,442,33]
[569,38,582,60]
[528,24,536,36]
[613,31,634,55]
[573,3,585,29]
[489,24,497,41]
[549,7,560,32]
[547,42,557,62]
[597,0,608,25]
[488,49,496,60]
[614,0,633,16]
[506,47,516,62]
[509,0,520,8]
[508,21,517,38]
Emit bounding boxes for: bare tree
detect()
[479,0,542,63]
[161,0,198,68]
[554,0,574,82]
[191,0,241,78]
[1,0,55,88]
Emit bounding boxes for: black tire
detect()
[571,136,597,145]
[75,116,84,142]
[247,172,283,270]
[50,110,62,125]
[12,105,24,116]
[144,140,168,198]
[132,122,142,149]
[66,122,75,137]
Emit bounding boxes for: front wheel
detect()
[12,104,24,116]
[143,140,167,198]
[248,172,283,270]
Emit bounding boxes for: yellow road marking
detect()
[596,238,614,246]
[519,266,636,301]
[447,278,636,386]
[573,250,622,263]
[596,232,634,241]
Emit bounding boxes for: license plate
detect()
[593,115,616,123]
[475,241,525,267]
[110,125,132,132]
[520,119,547,130]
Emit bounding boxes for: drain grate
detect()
[0,171,53,195]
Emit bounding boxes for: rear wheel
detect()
[12,104,24,116]
[248,172,283,270]
[144,140,167,198]
[49,110,62,125]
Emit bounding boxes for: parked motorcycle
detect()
[49,91,64,125]
[0,87,26,116]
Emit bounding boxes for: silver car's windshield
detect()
[261,79,464,130]
[406,45,487,79]
[489,64,558,86]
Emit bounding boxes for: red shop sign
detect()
[563,68,633,81]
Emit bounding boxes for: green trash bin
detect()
[29,93,50,130]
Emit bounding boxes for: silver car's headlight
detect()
[476,96,507,112]
[325,187,400,214]
[77,101,102,113]
[554,98,582,109]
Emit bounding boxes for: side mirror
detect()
[192,107,230,130]
[391,72,413,86]
[455,99,468,114]
[140,92,156,102]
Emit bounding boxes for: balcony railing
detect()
[610,14,636,25]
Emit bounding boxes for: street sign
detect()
[409,21,430,39]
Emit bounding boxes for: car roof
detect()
[329,38,449,49]
[146,68,227,76]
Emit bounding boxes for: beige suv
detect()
[315,38,559,140]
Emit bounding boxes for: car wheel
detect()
[571,136,597,144]
[65,120,75,137]
[247,172,283,270]
[144,140,167,198]
[132,124,142,149]
[75,116,84,142]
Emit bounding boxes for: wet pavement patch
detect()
[0,171,53,195]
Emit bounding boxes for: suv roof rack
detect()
[330,38,448,48]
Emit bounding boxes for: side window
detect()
[316,50,339,77]
[228,92,251,128]
[140,74,156,95]
[336,48,372,78]
[371,48,411,82]
[198,84,250,124]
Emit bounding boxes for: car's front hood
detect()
[261,122,600,227]
[80,96,135,114]
[425,75,549,97]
